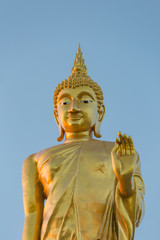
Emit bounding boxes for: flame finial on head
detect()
[71,43,87,75]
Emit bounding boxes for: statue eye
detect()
[80,100,93,103]
[60,102,70,105]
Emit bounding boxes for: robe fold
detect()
[35,139,145,240]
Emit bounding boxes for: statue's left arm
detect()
[111,133,145,240]
[22,154,44,240]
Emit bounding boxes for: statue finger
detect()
[124,134,129,145]
[128,136,135,154]
[128,136,134,147]
[128,136,135,149]
[120,135,125,155]
[124,134,130,155]
[118,131,123,142]
[121,142,125,155]
[115,138,120,145]
[118,132,125,155]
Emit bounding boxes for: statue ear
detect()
[93,105,105,138]
[54,110,64,142]
[57,125,64,142]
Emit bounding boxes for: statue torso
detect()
[35,139,117,240]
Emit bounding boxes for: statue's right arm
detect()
[22,154,44,240]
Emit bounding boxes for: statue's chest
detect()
[38,142,115,197]
[78,144,114,178]
[74,145,115,201]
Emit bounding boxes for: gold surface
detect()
[22,45,145,240]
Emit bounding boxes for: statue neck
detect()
[64,131,92,143]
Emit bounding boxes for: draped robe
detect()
[35,139,145,240]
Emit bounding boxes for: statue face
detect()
[56,86,98,133]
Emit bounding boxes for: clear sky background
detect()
[0,0,159,239]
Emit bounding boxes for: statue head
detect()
[53,44,105,141]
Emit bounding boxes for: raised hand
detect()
[111,132,138,196]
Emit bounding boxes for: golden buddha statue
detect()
[22,44,145,240]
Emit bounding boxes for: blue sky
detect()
[0,1,160,239]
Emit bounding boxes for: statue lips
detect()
[67,112,83,121]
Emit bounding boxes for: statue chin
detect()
[22,44,145,240]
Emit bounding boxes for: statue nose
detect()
[68,98,80,112]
